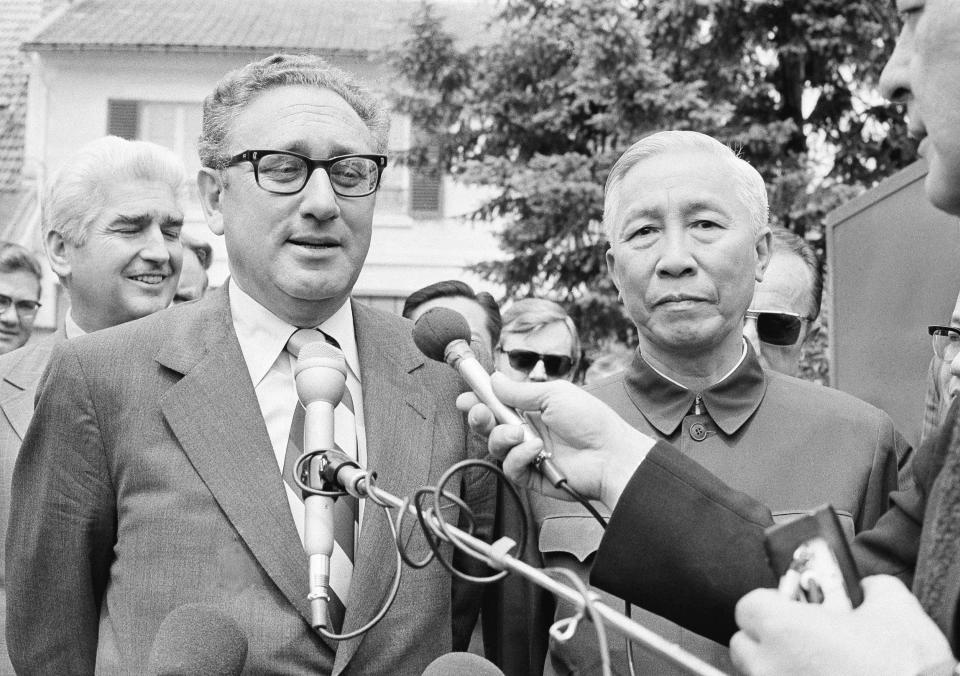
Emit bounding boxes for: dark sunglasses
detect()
[745,310,810,347]
[929,325,960,361]
[500,349,574,378]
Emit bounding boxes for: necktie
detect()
[283,328,358,632]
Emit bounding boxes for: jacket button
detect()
[689,422,707,441]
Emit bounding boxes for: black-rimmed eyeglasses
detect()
[227,150,387,197]
[745,310,810,346]
[0,294,41,319]
[929,325,960,362]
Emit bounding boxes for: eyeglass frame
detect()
[0,294,42,319]
[744,309,812,347]
[226,150,388,197]
[928,325,960,361]
[496,347,575,378]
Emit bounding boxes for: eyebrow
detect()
[113,213,184,228]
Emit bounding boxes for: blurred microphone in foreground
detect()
[146,604,247,676]
[422,651,506,676]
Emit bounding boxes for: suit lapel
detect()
[0,330,65,440]
[333,301,436,673]
[156,288,321,641]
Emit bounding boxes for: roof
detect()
[22,0,497,54]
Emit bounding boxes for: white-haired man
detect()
[506,131,910,675]
[0,134,186,673]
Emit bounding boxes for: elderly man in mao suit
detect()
[6,53,493,674]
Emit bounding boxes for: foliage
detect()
[391,0,916,363]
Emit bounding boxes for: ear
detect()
[197,168,225,236]
[44,229,73,283]
[754,227,773,282]
[605,245,622,295]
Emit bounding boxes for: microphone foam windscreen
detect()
[412,307,472,362]
[146,604,248,676]
[421,652,506,676]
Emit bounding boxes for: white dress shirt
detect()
[228,279,367,542]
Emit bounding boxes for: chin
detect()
[925,159,960,216]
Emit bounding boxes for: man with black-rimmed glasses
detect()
[6,53,493,674]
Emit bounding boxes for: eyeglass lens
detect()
[931,328,960,361]
[0,294,41,318]
[755,312,804,346]
[257,154,380,196]
[506,349,573,377]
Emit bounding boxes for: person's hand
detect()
[731,575,955,676]
[456,374,654,508]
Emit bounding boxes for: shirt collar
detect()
[64,309,87,340]
[228,278,359,386]
[624,339,767,436]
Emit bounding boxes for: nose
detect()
[879,28,911,104]
[527,358,548,382]
[654,228,696,278]
[0,303,19,325]
[299,169,341,222]
[139,224,173,265]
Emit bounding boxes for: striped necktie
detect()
[283,328,358,632]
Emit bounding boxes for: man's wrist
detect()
[600,434,655,509]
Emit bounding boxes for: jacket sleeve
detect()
[591,440,777,645]
[5,342,116,674]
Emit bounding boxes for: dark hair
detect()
[198,53,390,168]
[403,280,502,346]
[769,226,822,320]
[0,241,42,281]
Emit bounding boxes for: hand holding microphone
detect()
[412,308,653,509]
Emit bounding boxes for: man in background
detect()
[743,225,822,378]
[0,242,42,355]
[6,53,491,674]
[173,233,213,303]
[496,298,580,383]
[403,279,501,363]
[1,134,186,674]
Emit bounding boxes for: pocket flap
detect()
[538,514,606,563]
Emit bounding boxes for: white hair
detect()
[43,135,187,246]
[602,130,769,241]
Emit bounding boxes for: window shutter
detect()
[107,100,139,139]
[409,166,442,215]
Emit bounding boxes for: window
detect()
[107,99,203,184]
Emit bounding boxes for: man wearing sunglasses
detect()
[501,130,910,676]
[743,226,821,378]
[6,54,493,674]
[495,298,580,383]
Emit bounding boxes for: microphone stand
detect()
[328,463,727,676]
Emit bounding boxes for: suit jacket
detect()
[5,286,493,675]
[0,328,66,676]
[590,397,960,656]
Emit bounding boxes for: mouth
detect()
[127,273,169,285]
[288,235,341,250]
[654,295,712,307]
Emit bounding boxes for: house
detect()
[13,0,502,331]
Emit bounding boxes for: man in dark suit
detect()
[6,53,492,674]
[1,135,187,674]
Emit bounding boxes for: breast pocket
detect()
[538,513,608,564]
[771,509,856,542]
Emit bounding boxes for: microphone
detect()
[146,604,247,676]
[294,340,348,631]
[412,307,565,487]
[421,652,506,676]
